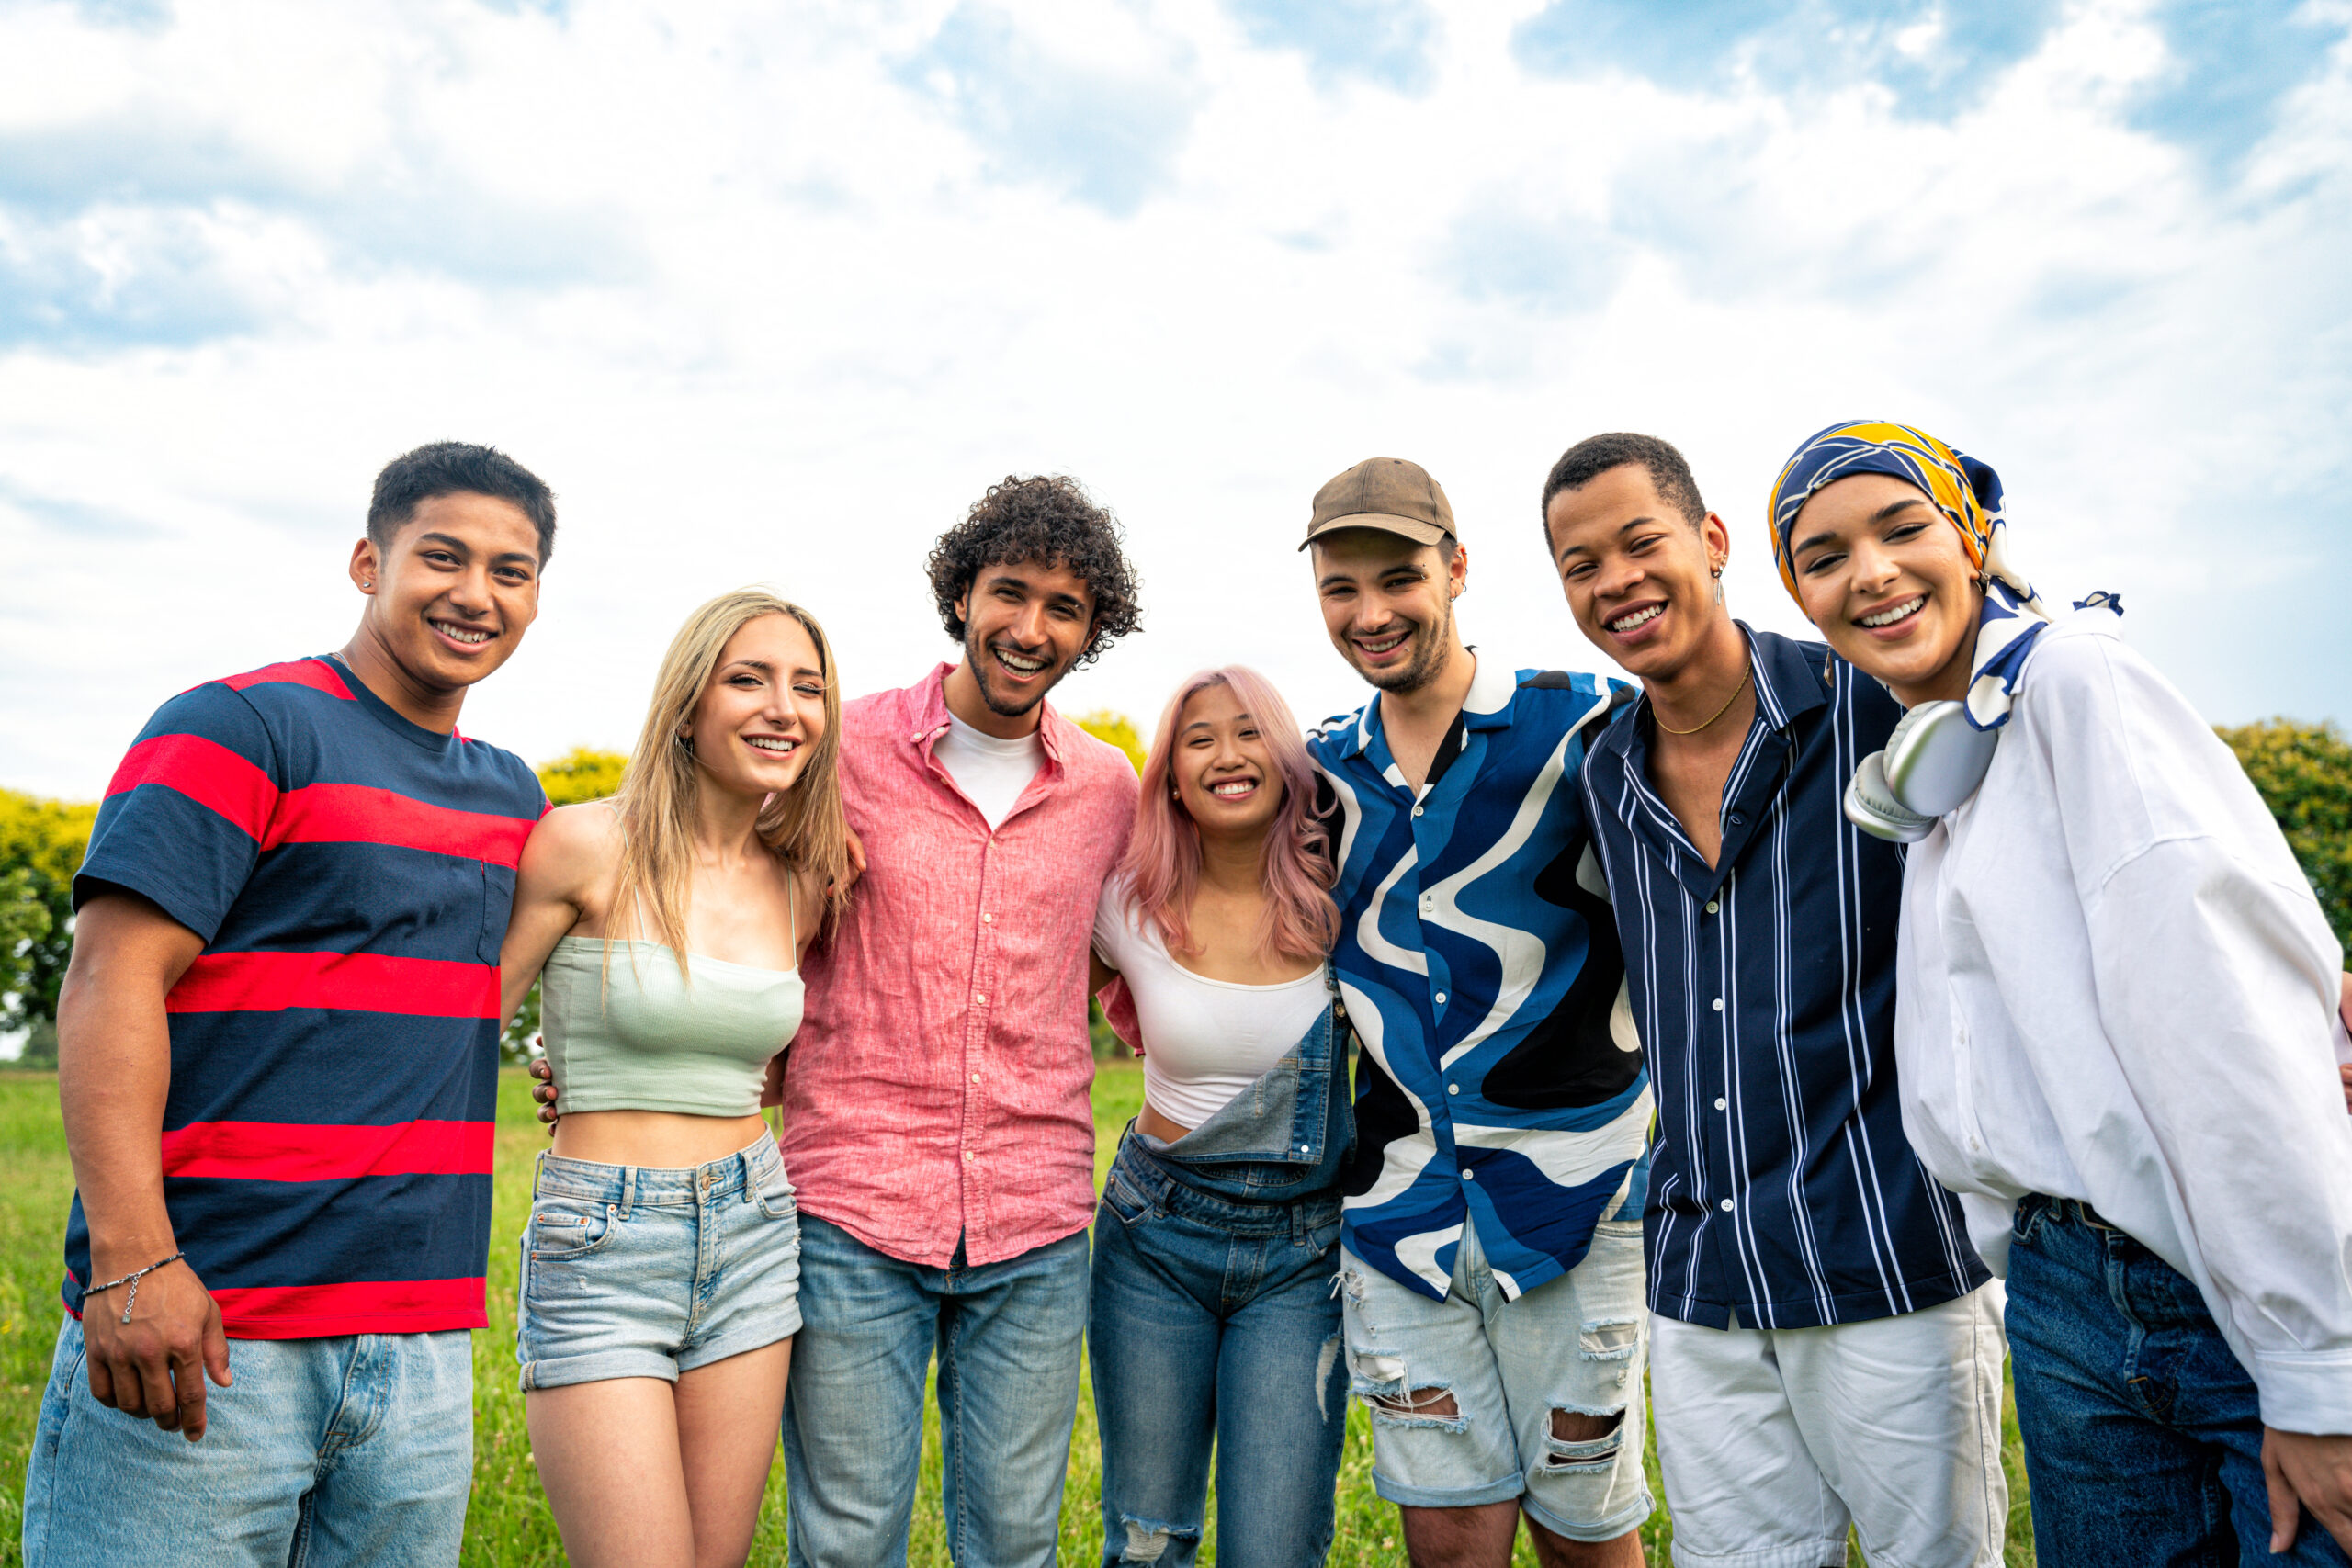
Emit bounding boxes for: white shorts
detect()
[1649,1283,2008,1568]
[1337,1216,1653,1542]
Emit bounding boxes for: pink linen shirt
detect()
[775,663,1139,1268]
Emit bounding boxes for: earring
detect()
[362,580,374,591]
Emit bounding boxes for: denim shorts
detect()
[516,1131,802,1391]
[1338,1215,1652,1542]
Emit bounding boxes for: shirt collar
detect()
[1329,647,1511,763]
[1602,622,1828,761]
[905,659,1069,767]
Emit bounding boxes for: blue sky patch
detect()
[1224,0,1438,93]
[897,5,1196,219]
[1512,0,2060,120]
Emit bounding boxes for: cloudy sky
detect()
[3,0,2346,798]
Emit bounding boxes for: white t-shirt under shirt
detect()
[1091,874,1330,1130]
[933,711,1045,830]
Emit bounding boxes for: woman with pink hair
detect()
[1085,665,1350,1567]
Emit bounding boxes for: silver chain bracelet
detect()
[85,1251,186,1325]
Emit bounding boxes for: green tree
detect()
[0,790,98,1031]
[537,747,629,807]
[2219,717,2352,950]
[1075,711,1145,774]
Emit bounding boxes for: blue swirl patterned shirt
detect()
[1309,655,1652,1303]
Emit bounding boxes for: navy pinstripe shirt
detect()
[1580,626,1986,1330]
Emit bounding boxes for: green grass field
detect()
[0,1067,2033,1564]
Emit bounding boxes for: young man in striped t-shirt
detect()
[23,444,555,1568]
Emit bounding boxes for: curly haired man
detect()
[771,474,1143,1564]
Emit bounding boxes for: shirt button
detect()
[1434,992,1447,1006]
[962,1150,974,1162]
[1412,805,1424,817]
[1447,1083,1460,1096]
[1719,1198,1734,1212]
[1704,900,1719,914]
[969,1073,979,1083]
[982,912,994,923]
[1714,1097,1727,1111]
[1728,812,1745,827]
[1712,998,1724,1012]
[975,994,987,1004]
[1463,1168,1476,1181]
[1969,1136,1982,1152]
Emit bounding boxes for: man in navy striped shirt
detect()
[1544,434,2007,1568]
[25,445,554,1568]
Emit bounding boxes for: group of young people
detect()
[18,426,2352,1568]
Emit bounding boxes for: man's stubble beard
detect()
[1357,597,1454,696]
[965,626,1066,718]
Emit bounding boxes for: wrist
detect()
[86,1234,182,1283]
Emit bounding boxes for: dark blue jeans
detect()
[2009,1195,2351,1566]
[1089,1139,1348,1567]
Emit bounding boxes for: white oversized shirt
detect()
[1896,611,2352,1433]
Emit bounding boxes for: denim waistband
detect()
[1111,1135,1341,1236]
[534,1130,784,1210]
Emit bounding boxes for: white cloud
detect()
[1,0,2346,797]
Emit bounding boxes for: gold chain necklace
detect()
[1654,671,1752,737]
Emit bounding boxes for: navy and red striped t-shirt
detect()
[65,655,547,1339]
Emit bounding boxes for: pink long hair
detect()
[1118,666,1339,963]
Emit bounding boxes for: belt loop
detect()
[532,1148,545,1197]
[741,1144,757,1204]
[619,1165,635,1219]
[1291,1202,1307,1247]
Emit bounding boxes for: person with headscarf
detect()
[1769,420,2352,1562]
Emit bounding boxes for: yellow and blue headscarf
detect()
[1767,420,2115,731]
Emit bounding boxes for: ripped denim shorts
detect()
[1335,1213,1652,1543]
[515,1132,801,1392]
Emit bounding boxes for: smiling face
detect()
[677,612,830,801]
[954,557,1098,723]
[1170,681,1285,839]
[349,491,542,693]
[1311,527,1464,694]
[1545,463,1729,682]
[1787,472,1984,706]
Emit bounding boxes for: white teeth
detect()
[996,649,1046,673]
[1211,781,1256,796]
[1608,604,1665,634]
[435,623,491,645]
[745,737,797,752]
[1359,633,1407,655]
[1860,595,1927,628]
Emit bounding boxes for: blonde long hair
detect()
[606,588,852,979]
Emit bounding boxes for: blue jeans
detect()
[779,1214,1091,1567]
[2009,1195,2351,1566]
[1090,1137,1349,1567]
[22,1319,470,1568]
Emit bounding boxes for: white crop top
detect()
[1091,874,1330,1130]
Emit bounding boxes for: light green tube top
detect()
[539,937,805,1118]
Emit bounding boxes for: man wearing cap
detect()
[1305,457,1654,1566]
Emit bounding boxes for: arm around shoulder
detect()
[499,802,620,1024]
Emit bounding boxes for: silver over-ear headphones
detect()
[1843,700,2000,843]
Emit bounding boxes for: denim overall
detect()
[1088,980,1356,1567]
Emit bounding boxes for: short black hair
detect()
[368,442,558,564]
[927,474,1143,668]
[1540,433,1707,543]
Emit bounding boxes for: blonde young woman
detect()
[497,588,850,1568]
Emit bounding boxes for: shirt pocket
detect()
[480,861,518,964]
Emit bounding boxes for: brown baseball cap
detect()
[1300,457,1456,551]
